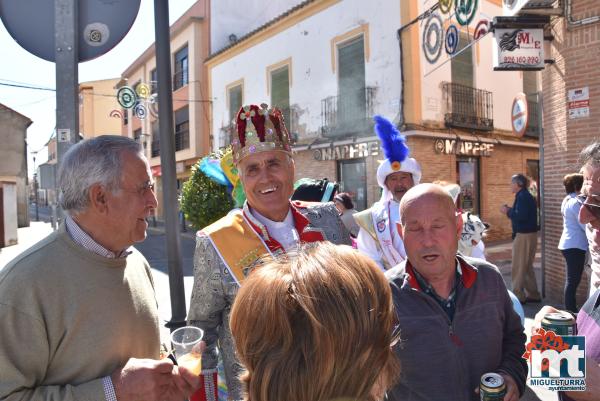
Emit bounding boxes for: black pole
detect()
[154,0,187,332]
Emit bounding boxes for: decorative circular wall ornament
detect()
[445,25,459,55]
[117,86,137,109]
[474,19,490,40]
[422,12,444,64]
[136,83,150,99]
[438,0,453,14]
[454,0,478,26]
[133,102,147,120]
[109,109,122,119]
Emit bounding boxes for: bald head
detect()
[399,183,457,226]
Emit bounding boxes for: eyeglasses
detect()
[119,182,156,197]
[576,194,600,219]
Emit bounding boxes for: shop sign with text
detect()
[313,141,380,161]
[434,139,494,157]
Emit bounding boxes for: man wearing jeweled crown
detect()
[354,115,422,271]
[186,103,351,401]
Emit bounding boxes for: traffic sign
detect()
[511,93,529,137]
[0,0,140,62]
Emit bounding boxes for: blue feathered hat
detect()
[374,115,422,200]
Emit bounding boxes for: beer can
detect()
[480,372,506,401]
[541,311,576,336]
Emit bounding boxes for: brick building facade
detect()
[542,2,600,304]
[294,133,539,242]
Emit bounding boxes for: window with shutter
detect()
[271,66,291,131]
[450,33,474,120]
[338,36,366,129]
[173,45,188,90]
[451,33,473,88]
[228,85,243,123]
[174,107,189,151]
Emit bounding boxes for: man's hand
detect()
[111,358,175,401]
[474,373,519,401]
[499,373,519,401]
[500,204,510,215]
[532,305,562,334]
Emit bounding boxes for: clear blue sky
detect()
[0,0,196,174]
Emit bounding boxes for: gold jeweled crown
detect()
[231,103,292,164]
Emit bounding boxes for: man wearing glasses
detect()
[578,141,600,296]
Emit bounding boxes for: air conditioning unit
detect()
[503,0,559,16]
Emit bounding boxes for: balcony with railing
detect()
[175,128,189,151]
[173,68,188,91]
[151,139,160,158]
[442,82,493,131]
[320,86,376,138]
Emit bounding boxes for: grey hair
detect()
[511,173,528,188]
[579,142,600,168]
[58,135,143,213]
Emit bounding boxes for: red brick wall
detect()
[542,2,600,304]
[294,136,538,242]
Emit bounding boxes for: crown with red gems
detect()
[231,103,292,164]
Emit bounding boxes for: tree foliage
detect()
[180,160,234,230]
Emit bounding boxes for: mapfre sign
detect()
[494,28,544,70]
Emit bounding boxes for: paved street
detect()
[0,206,561,400]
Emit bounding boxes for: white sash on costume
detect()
[371,200,405,268]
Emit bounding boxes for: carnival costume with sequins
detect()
[187,104,351,401]
[354,115,422,270]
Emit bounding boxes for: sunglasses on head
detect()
[576,194,600,219]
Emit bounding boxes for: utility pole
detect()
[54,0,80,225]
[154,0,186,332]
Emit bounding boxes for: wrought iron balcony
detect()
[320,87,376,138]
[173,68,188,91]
[151,139,160,157]
[175,128,189,151]
[442,82,493,131]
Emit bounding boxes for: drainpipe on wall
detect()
[537,92,546,298]
[565,0,600,30]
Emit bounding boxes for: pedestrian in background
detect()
[501,173,542,304]
[0,136,200,401]
[334,192,360,237]
[578,141,600,296]
[558,173,588,312]
[230,242,400,401]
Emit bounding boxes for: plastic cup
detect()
[170,326,204,375]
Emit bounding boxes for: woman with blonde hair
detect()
[230,242,400,401]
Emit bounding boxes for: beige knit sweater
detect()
[0,225,160,401]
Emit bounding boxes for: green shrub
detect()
[180,160,234,230]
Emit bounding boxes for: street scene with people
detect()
[1,1,600,400]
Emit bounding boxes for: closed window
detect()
[451,33,473,88]
[150,68,158,94]
[151,122,160,157]
[228,85,242,123]
[175,107,189,151]
[173,45,188,90]
[338,36,366,126]
[270,65,291,131]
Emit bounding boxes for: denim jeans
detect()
[561,248,587,312]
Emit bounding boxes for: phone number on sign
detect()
[502,55,541,65]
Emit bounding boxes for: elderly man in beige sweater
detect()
[0,136,200,401]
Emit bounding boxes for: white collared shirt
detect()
[251,208,299,252]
